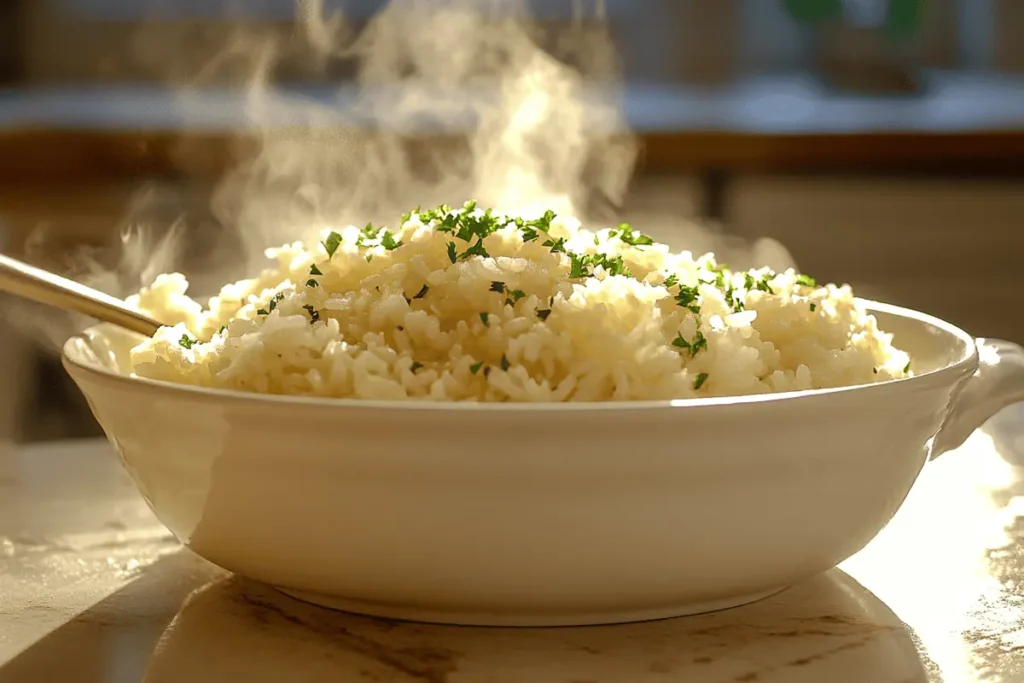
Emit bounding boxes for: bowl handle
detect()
[931,338,1024,459]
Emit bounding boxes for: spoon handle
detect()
[0,253,162,337]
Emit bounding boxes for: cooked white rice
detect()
[127,202,910,401]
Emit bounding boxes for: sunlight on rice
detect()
[125,203,908,401]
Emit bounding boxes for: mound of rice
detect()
[127,202,910,401]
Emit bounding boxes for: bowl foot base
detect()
[274,585,788,627]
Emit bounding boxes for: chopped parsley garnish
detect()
[543,237,567,254]
[521,210,556,242]
[379,230,402,251]
[903,361,911,374]
[309,264,323,276]
[672,329,707,356]
[673,285,701,314]
[410,361,423,373]
[446,242,457,264]
[614,222,655,246]
[743,271,775,295]
[218,325,227,335]
[810,303,817,312]
[569,253,631,278]
[796,274,817,288]
[257,293,286,316]
[458,236,490,261]
[178,334,197,349]
[469,361,484,374]
[536,308,551,321]
[306,279,320,288]
[663,274,679,288]
[302,304,320,322]
[500,355,510,371]
[506,289,526,305]
[322,231,343,258]
[489,281,506,294]
[355,223,379,247]
[693,373,708,390]
[413,284,429,300]
[568,254,589,279]
[479,312,490,326]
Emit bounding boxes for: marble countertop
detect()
[1,407,1023,683]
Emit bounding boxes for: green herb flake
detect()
[674,285,700,314]
[256,308,269,316]
[500,355,510,371]
[663,274,679,288]
[903,361,911,374]
[693,373,709,390]
[469,361,484,375]
[536,308,551,321]
[489,281,506,294]
[413,284,429,300]
[508,289,526,303]
[218,325,227,335]
[796,274,817,288]
[755,276,776,295]
[321,231,343,258]
[479,312,490,326]
[309,264,323,276]
[355,223,381,248]
[410,361,423,373]
[692,329,708,354]
[178,334,197,349]
[810,303,817,312]
[614,222,655,247]
[672,329,707,357]
[568,253,589,278]
[306,279,320,288]
[543,237,567,254]
[458,236,490,261]
[568,253,630,279]
[302,304,320,323]
[521,210,556,242]
[380,231,403,251]
[446,242,457,264]
[267,293,285,312]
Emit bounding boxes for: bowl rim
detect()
[61,299,978,413]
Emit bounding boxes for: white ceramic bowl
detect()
[62,301,1024,627]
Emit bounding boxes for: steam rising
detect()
[12,0,793,351]
[211,0,638,268]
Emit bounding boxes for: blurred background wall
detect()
[0,0,1022,443]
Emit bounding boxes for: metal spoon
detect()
[0,253,163,337]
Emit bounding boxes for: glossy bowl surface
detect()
[62,301,1024,626]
